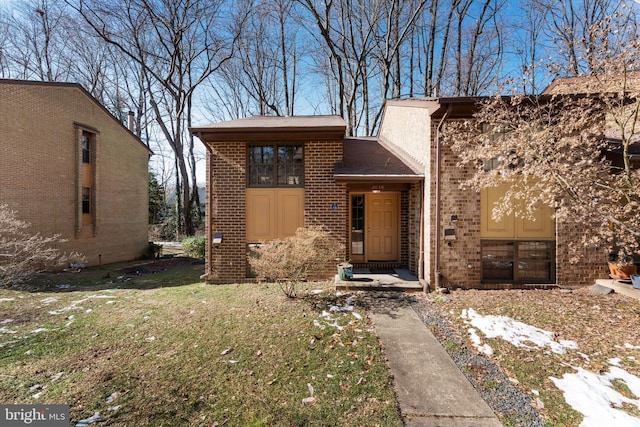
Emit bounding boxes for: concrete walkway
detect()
[368,300,502,427]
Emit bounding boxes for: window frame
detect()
[481,240,555,284]
[81,133,91,163]
[82,187,92,214]
[247,143,304,188]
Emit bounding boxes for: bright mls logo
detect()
[1,405,68,426]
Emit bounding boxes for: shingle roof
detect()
[191,115,347,142]
[334,137,423,182]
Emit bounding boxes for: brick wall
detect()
[556,219,609,286]
[434,119,607,289]
[407,183,422,275]
[0,81,149,267]
[428,123,481,287]
[203,138,346,283]
[204,142,247,283]
[304,140,347,279]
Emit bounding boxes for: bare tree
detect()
[297,0,425,134]
[445,8,640,262]
[70,0,248,236]
[536,0,629,76]
[510,0,547,94]
[212,0,300,118]
[2,0,75,81]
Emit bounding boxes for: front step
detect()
[335,267,423,292]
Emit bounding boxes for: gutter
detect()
[194,133,213,282]
[434,103,452,291]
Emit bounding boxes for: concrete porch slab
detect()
[595,278,640,300]
[335,268,423,291]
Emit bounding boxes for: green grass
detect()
[0,263,401,426]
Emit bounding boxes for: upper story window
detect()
[82,132,92,163]
[248,144,304,187]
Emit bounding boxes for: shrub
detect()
[0,205,84,288]
[248,226,336,298]
[182,235,205,258]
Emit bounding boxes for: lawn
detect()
[417,288,640,426]
[0,259,401,426]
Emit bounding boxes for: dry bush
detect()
[0,205,84,288]
[248,226,336,298]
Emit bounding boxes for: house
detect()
[193,95,612,289]
[0,79,152,266]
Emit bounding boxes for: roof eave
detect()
[334,174,424,183]
[191,126,346,142]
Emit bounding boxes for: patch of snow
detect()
[65,315,75,327]
[0,298,15,303]
[0,327,17,334]
[48,295,115,315]
[578,352,591,362]
[50,372,64,381]
[352,311,363,320]
[106,392,120,404]
[550,366,640,426]
[323,318,344,331]
[329,300,354,312]
[30,328,48,334]
[41,297,58,304]
[1,319,14,324]
[461,308,578,354]
[311,289,324,294]
[468,327,494,355]
[609,357,623,367]
[154,241,181,247]
[75,412,105,426]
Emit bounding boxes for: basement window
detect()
[481,240,554,284]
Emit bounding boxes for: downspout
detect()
[434,103,452,290]
[198,133,213,282]
[419,179,426,292]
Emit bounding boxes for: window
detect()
[248,144,303,187]
[82,133,91,163]
[351,194,364,255]
[82,187,91,214]
[482,240,554,283]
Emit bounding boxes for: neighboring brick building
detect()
[380,98,606,289]
[0,79,151,266]
[193,96,611,289]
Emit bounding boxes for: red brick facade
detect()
[382,98,608,289]
[197,99,610,288]
[205,142,248,282]
[195,117,348,284]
